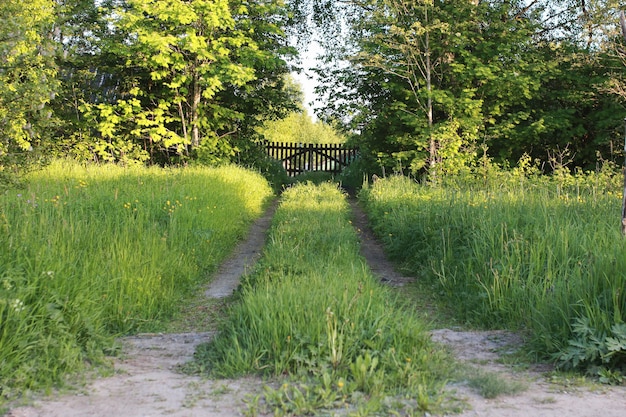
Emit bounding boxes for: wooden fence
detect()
[264,141,359,177]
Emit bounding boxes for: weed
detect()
[242,394,262,417]
[466,369,528,399]
[556,318,626,373]
[597,368,625,385]
[210,383,233,396]
[545,371,590,389]
[349,352,383,394]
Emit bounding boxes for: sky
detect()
[290,40,323,118]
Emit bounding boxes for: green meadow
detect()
[3,157,626,412]
[359,165,626,375]
[0,161,272,399]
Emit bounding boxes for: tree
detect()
[608,11,626,102]
[47,0,119,161]
[260,110,346,144]
[352,0,449,172]
[80,0,297,165]
[210,1,301,165]
[0,0,58,185]
[314,0,545,176]
[318,0,475,175]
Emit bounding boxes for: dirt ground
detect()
[6,197,626,417]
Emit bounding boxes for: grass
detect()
[7,155,622,412]
[190,182,455,415]
[359,165,626,375]
[0,160,273,403]
[465,369,527,399]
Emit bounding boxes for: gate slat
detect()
[264,141,358,177]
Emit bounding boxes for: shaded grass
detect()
[359,172,626,370]
[0,160,272,402]
[192,182,453,415]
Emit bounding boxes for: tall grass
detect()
[194,182,452,415]
[360,166,626,370]
[0,160,272,400]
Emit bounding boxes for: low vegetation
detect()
[4,153,626,413]
[359,160,626,380]
[192,182,454,416]
[0,160,272,403]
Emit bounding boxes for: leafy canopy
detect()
[79,0,296,165]
[0,0,58,185]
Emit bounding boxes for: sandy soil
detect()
[6,197,626,417]
[431,328,626,417]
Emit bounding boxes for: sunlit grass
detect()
[359,169,626,369]
[192,182,453,415]
[0,160,272,401]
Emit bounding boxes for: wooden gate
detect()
[264,141,359,177]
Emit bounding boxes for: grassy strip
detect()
[359,172,626,372]
[193,182,452,416]
[0,160,272,402]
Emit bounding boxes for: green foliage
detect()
[291,171,334,184]
[79,0,249,162]
[66,0,297,165]
[315,0,548,176]
[231,139,292,191]
[4,0,625,178]
[486,44,624,169]
[0,160,272,403]
[260,110,346,144]
[45,0,116,162]
[0,0,58,186]
[465,370,527,399]
[359,162,626,379]
[557,318,626,375]
[312,0,625,175]
[191,182,452,414]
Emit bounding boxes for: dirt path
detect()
[7,196,626,417]
[204,200,278,299]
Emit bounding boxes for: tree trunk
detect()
[178,101,189,155]
[191,72,201,149]
[622,116,626,235]
[425,11,435,172]
[580,0,593,49]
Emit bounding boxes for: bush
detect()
[234,140,292,191]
